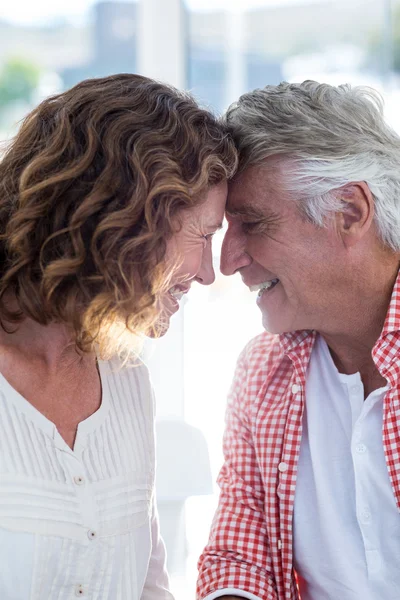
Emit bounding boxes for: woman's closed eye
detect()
[202,232,216,242]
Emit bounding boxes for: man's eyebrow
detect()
[225,206,265,219]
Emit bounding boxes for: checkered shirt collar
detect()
[380,269,400,338]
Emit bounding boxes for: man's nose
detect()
[220,226,251,276]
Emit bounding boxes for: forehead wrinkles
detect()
[227,161,285,217]
[227,155,293,216]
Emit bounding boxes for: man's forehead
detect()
[226,157,284,213]
[226,164,275,215]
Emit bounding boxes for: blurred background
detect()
[0,0,399,597]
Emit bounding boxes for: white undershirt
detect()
[294,334,400,600]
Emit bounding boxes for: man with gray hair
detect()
[197,81,400,600]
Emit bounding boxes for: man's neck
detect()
[320,262,399,398]
[321,301,390,397]
[323,337,387,398]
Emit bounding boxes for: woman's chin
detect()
[145,293,183,338]
[146,312,171,338]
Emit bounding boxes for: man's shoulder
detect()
[229,332,288,413]
[239,330,284,374]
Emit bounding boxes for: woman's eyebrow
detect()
[206,222,224,230]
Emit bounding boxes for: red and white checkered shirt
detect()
[197,274,400,600]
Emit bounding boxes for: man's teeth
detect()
[250,279,279,295]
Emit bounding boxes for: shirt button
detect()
[75,584,85,596]
[278,462,288,472]
[87,529,97,541]
[350,384,361,395]
[355,443,367,454]
[291,384,300,394]
[73,476,85,485]
[361,510,371,522]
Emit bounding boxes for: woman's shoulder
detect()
[99,352,154,411]
[101,352,150,380]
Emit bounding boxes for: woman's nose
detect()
[195,242,216,286]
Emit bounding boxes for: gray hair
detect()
[224,80,400,251]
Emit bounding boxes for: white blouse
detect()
[0,356,174,600]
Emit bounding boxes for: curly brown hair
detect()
[0,73,237,357]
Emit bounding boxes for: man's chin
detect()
[262,313,309,335]
[261,314,293,335]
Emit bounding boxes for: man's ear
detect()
[334,182,374,248]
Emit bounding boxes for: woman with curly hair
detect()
[0,73,237,599]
